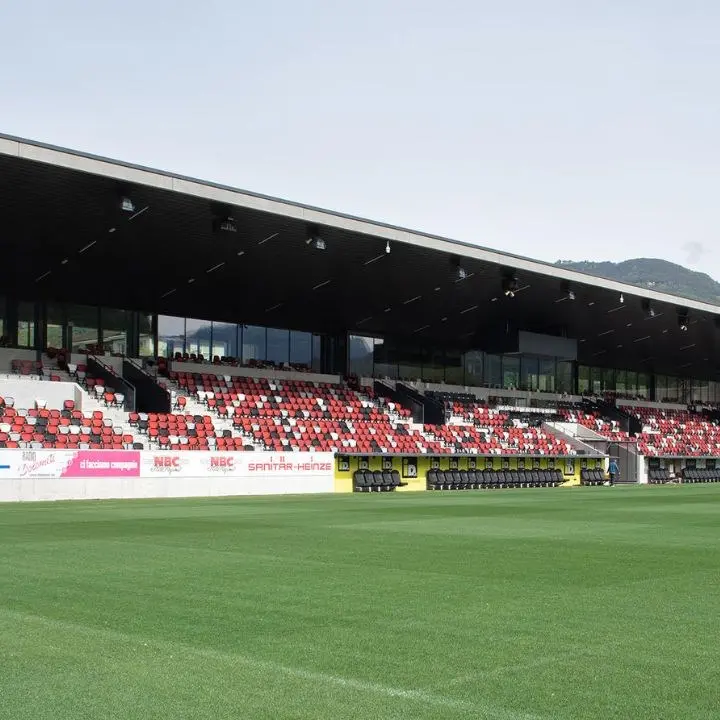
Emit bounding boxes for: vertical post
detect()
[320,333,348,375]
[34,300,44,358]
[572,360,579,395]
[6,294,19,347]
[127,311,139,358]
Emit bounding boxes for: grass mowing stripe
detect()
[0,607,544,720]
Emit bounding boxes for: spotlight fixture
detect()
[449,256,467,281]
[305,235,326,250]
[305,226,325,250]
[502,276,519,297]
[560,281,575,301]
[120,197,135,213]
[642,299,656,318]
[620,293,624,304]
[213,216,237,233]
[678,310,689,332]
[385,241,391,254]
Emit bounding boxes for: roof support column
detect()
[320,333,348,376]
[4,295,18,348]
[571,361,579,396]
[34,301,44,359]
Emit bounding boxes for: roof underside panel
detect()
[0,136,718,379]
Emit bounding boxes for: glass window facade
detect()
[46,303,64,349]
[67,304,99,352]
[373,339,397,379]
[521,356,539,392]
[5,296,720,399]
[485,355,502,387]
[574,366,720,403]
[158,315,186,358]
[464,350,483,386]
[539,359,556,393]
[397,343,422,382]
[578,364,590,394]
[18,301,36,348]
[348,336,586,393]
[139,314,155,358]
[311,334,322,372]
[349,335,374,377]
[155,317,318,368]
[243,326,266,362]
[211,322,238,359]
[184,318,211,358]
[101,308,129,355]
[266,328,289,365]
[290,331,312,366]
[422,345,446,383]
[556,361,573,393]
[503,356,520,390]
[445,349,463,385]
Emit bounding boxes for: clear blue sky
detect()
[2,0,719,277]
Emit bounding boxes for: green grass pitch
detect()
[1,486,718,719]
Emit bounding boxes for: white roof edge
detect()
[2,132,718,317]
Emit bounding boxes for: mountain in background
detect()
[554,258,720,306]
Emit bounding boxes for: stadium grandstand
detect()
[2,131,720,498]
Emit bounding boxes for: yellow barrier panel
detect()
[334,455,599,492]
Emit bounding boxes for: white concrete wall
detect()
[0,449,335,502]
[551,422,606,441]
[0,379,81,410]
[171,361,342,385]
[0,474,335,502]
[618,399,686,411]
[407,380,583,404]
[0,348,36,373]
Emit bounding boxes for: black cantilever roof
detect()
[1,132,718,379]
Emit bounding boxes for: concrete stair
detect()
[42,355,142,445]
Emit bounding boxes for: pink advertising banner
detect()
[0,449,141,479]
[61,450,141,478]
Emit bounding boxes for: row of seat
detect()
[580,469,609,486]
[164,354,312,371]
[560,403,720,457]
[560,408,631,441]
[681,468,720,483]
[166,369,578,455]
[11,359,44,376]
[16,366,720,461]
[423,423,572,455]
[353,469,407,492]
[647,468,720,484]
[648,469,674,484]
[626,406,720,457]
[427,468,565,490]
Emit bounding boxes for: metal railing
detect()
[88,355,137,411]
